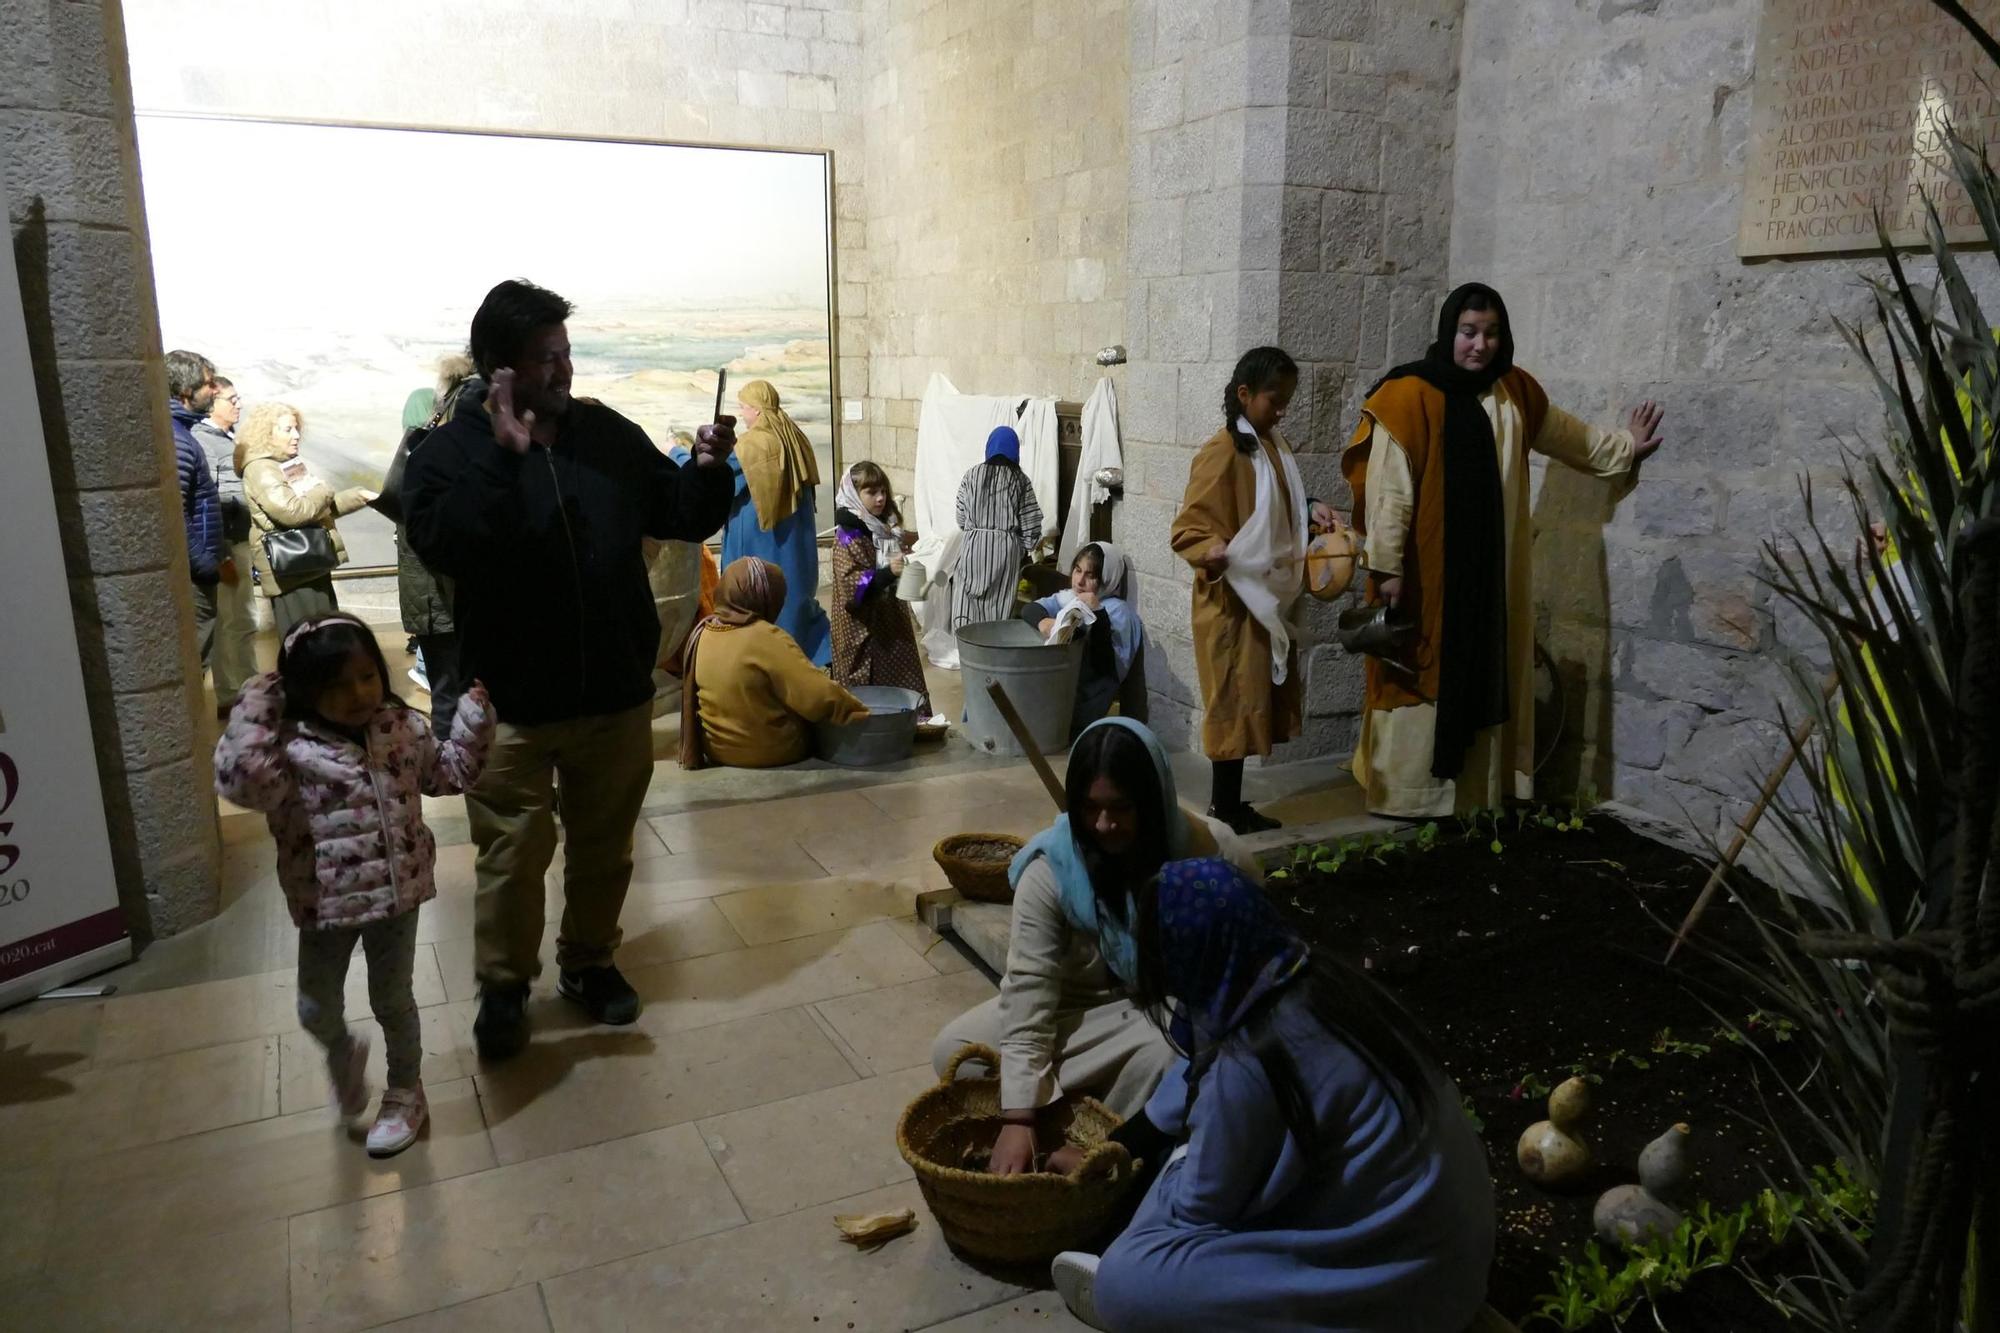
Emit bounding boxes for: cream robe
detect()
[1351,389,1633,817]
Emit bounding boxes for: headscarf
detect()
[736,380,821,531]
[984,425,1021,465]
[1050,543,1143,682]
[401,388,435,431]
[1372,282,1515,778]
[1009,716,1193,985]
[1154,857,1310,1054]
[678,557,789,769]
[834,464,904,556]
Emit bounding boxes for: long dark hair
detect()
[277,613,406,728]
[1064,724,1175,935]
[1221,346,1299,455]
[1129,886,1445,1156]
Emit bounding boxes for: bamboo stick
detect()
[987,681,1066,812]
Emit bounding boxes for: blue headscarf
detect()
[1008,716,1191,985]
[985,425,1021,464]
[1154,857,1309,1053]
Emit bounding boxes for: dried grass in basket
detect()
[932,832,1024,904]
[896,1043,1136,1266]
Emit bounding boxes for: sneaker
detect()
[1051,1251,1108,1331]
[366,1085,427,1157]
[1209,803,1281,836]
[328,1033,371,1120]
[407,665,430,694]
[558,964,640,1025]
[473,983,531,1061]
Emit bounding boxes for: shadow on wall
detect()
[11,197,197,945]
[1531,460,1631,804]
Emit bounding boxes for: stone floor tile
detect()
[713,870,933,947]
[0,1217,290,1332]
[430,898,746,1004]
[0,1165,58,1285]
[619,838,831,899]
[806,798,1052,875]
[278,1005,471,1116]
[694,1064,933,1219]
[811,970,998,1077]
[45,1077,493,1266]
[89,968,294,1065]
[884,912,979,975]
[917,1296,1092,1330]
[621,921,938,1034]
[475,1006,859,1165]
[856,765,1057,821]
[0,995,102,1078]
[0,1034,280,1167]
[365,1285,552,1332]
[540,1181,1027,1333]
[645,787,883,854]
[288,1124,744,1333]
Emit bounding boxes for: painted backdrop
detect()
[136,116,835,567]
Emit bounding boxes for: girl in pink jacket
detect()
[215,612,495,1156]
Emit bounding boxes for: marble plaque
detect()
[1740,0,2000,257]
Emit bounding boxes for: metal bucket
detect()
[815,685,924,767]
[955,620,1084,756]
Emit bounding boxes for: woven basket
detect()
[932,833,1024,904]
[897,1043,1136,1266]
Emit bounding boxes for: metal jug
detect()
[1336,604,1415,674]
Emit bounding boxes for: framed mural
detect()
[134,114,838,567]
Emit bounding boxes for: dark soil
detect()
[1273,812,1830,1331]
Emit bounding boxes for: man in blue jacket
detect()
[168,348,237,699]
[404,280,736,1060]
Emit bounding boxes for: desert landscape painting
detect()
[135,115,835,567]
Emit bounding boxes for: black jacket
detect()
[402,386,732,726]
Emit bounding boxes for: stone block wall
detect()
[117,0,872,482]
[3,0,220,939]
[1448,0,2000,840]
[1123,0,1466,761]
[856,0,1131,493]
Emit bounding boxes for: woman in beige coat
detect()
[236,402,374,635]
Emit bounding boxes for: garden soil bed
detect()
[1274,812,1826,1330]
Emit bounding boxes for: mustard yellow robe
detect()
[690,620,867,768]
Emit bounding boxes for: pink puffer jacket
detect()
[214,672,496,930]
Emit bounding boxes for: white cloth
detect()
[912,373,1061,667]
[1222,418,1308,685]
[834,465,905,569]
[1060,378,1123,568]
[1044,598,1097,644]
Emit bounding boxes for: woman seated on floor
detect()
[930,717,1260,1168]
[678,556,869,770]
[1021,542,1146,736]
[1047,856,1496,1333]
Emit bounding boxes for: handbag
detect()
[262,525,340,581]
[370,422,430,526]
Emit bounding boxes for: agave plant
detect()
[1698,6,2000,1329]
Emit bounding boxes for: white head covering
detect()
[836,464,904,558]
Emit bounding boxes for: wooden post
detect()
[987,681,1066,812]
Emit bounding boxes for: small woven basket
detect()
[896,1043,1135,1266]
[932,833,1025,904]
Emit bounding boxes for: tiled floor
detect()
[1,622,1369,1331]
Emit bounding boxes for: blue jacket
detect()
[173,402,224,583]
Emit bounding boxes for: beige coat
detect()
[239,434,372,596]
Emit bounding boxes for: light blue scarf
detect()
[1007,716,1192,985]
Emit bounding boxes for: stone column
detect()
[2,0,220,940]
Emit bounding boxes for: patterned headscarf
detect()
[1154,857,1310,1053]
[679,557,788,769]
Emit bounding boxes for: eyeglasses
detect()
[220,394,242,406]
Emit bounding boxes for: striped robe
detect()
[952,460,1042,629]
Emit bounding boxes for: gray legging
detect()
[271,576,337,638]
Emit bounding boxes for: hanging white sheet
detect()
[1059,377,1122,568]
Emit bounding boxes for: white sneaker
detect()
[1051,1251,1108,1331]
[407,666,430,694]
[367,1085,427,1157]
[328,1034,370,1121]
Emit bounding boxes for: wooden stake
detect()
[987,681,1066,812]
[1664,671,1841,963]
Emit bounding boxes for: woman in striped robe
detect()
[952,425,1044,630]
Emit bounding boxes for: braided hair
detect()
[1222,346,1299,455]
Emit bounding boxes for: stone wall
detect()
[1122,0,1466,760]
[2,0,220,939]
[856,0,1130,492]
[1449,0,2000,839]
[117,0,871,493]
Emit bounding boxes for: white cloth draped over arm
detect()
[1361,419,1416,577]
[1220,424,1309,684]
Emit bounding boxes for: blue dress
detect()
[721,452,830,666]
[1094,992,1495,1332]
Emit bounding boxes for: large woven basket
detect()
[932,833,1024,904]
[897,1043,1136,1265]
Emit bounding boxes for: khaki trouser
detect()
[195,541,260,703]
[468,701,655,987]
